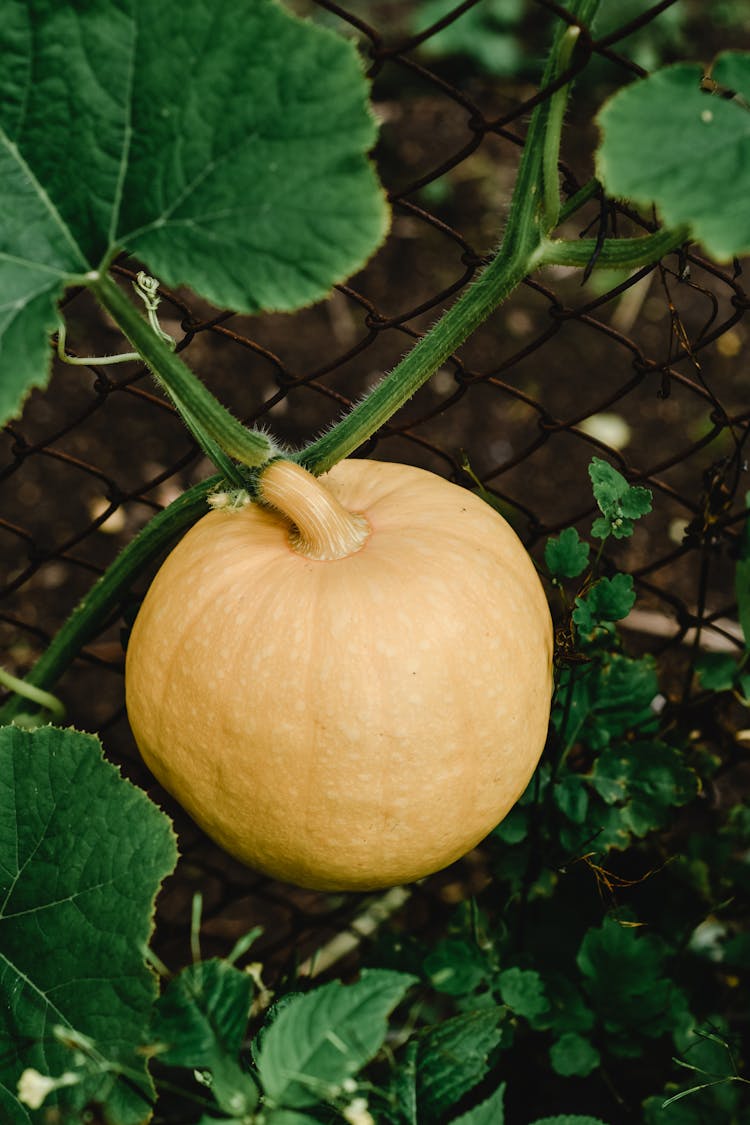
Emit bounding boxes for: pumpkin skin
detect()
[125,459,553,891]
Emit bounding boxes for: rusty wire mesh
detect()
[1,0,749,975]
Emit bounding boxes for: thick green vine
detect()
[0,478,218,724]
[1,0,694,720]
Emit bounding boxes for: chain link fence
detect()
[1,0,748,976]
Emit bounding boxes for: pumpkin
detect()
[125,458,553,891]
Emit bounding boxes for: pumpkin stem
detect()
[260,461,370,561]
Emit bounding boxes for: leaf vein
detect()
[0,130,89,271]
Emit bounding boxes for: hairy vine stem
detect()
[91,273,277,473]
[296,0,602,474]
[0,479,218,724]
[1,0,695,718]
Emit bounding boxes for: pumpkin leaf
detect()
[0,0,387,424]
[0,724,177,1124]
[255,969,415,1109]
[596,54,750,261]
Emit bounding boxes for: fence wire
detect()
[1,0,749,974]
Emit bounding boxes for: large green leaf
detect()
[0,725,177,1124]
[255,969,414,1110]
[596,53,750,261]
[0,0,387,423]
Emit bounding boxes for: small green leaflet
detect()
[497,967,549,1020]
[0,725,177,1124]
[451,1081,506,1124]
[545,528,591,579]
[423,938,490,996]
[694,652,739,693]
[152,959,258,1117]
[588,459,652,539]
[153,959,253,1068]
[596,53,750,261]
[554,775,589,825]
[255,969,414,1109]
[395,1008,506,1123]
[573,574,636,638]
[592,740,698,839]
[0,0,387,424]
[549,1032,600,1078]
[553,653,659,757]
[530,975,595,1038]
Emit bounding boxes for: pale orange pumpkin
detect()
[125,459,553,891]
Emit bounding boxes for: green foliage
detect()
[695,651,742,692]
[254,970,414,1109]
[0,0,387,424]
[577,919,690,1053]
[588,458,653,540]
[549,1032,600,1078]
[413,0,525,77]
[592,0,686,74]
[554,652,660,754]
[0,725,177,1124]
[2,1,750,1121]
[424,938,490,996]
[597,52,750,261]
[642,1023,747,1122]
[497,968,549,1021]
[694,497,750,701]
[546,528,591,579]
[153,959,259,1117]
[572,574,635,639]
[452,1082,506,1124]
[394,1008,506,1123]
